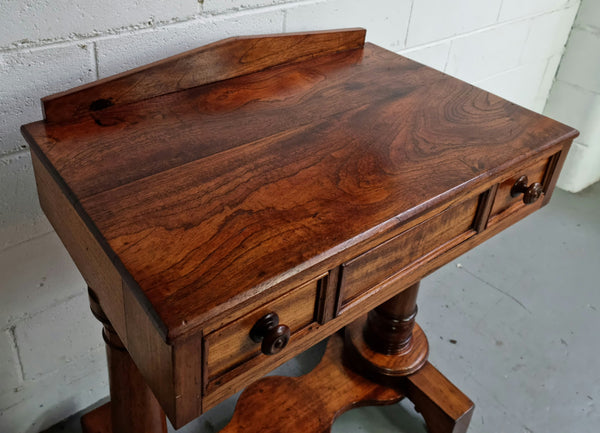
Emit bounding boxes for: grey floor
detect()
[45,182,600,433]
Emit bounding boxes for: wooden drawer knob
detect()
[249,313,291,355]
[511,175,543,204]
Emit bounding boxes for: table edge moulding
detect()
[21,28,578,433]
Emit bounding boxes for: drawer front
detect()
[338,196,479,311]
[489,156,552,222]
[205,276,321,383]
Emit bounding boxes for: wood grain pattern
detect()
[31,151,128,346]
[81,402,111,433]
[69,78,578,341]
[345,320,429,378]
[206,276,321,381]
[88,290,167,433]
[404,363,474,433]
[200,176,558,413]
[22,30,579,429]
[22,37,578,343]
[171,333,204,427]
[338,196,478,310]
[24,44,443,200]
[219,333,404,433]
[121,282,176,424]
[42,29,366,123]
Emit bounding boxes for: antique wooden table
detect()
[22,29,578,433]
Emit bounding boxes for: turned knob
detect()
[510,175,543,204]
[249,312,290,355]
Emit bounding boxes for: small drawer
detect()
[337,196,479,312]
[489,157,551,221]
[205,276,321,384]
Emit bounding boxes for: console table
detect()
[22,29,578,433]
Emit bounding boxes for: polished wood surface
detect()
[22,29,578,430]
[338,198,478,312]
[363,282,422,356]
[219,331,473,433]
[343,281,472,432]
[42,28,366,123]
[345,281,431,382]
[220,333,404,433]
[86,289,167,433]
[205,275,320,381]
[22,37,577,344]
[404,363,474,433]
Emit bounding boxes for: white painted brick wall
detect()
[545,0,600,192]
[0,44,96,156]
[285,0,413,51]
[13,293,104,379]
[0,330,20,394]
[499,0,577,21]
[0,1,582,431]
[204,0,300,14]
[0,153,52,250]
[0,233,85,323]
[0,1,199,48]
[445,20,531,83]
[406,0,503,47]
[96,10,285,77]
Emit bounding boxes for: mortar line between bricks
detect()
[0,228,58,256]
[6,327,25,383]
[402,3,579,50]
[282,8,287,33]
[471,55,557,88]
[93,42,100,79]
[497,0,505,22]
[537,57,554,100]
[204,0,321,17]
[555,79,600,97]
[0,2,577,55]
[1,291,88,331]
[442,40,452,72]
[0,14,202,53]
[403,0,415,48]
[0,148,31,162]
[0,1,308,53]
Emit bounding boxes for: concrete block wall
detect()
[545,0,600,192]
[0,1,579,431]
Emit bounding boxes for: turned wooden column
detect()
[84,288,167,433]
[345,281,429,382]
[345,282,474,433]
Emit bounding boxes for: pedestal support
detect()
[82,288,167,433]
[344,281,474,432]
[345,282,429,380]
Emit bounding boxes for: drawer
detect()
[489,156,552,222]
[205,275,321,384]
[337,196,479,312]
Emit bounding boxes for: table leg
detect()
[344,282,429,379]
[82,288,167,433]
[345,282,474,433]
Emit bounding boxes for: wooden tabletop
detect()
[22,29,577,342]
